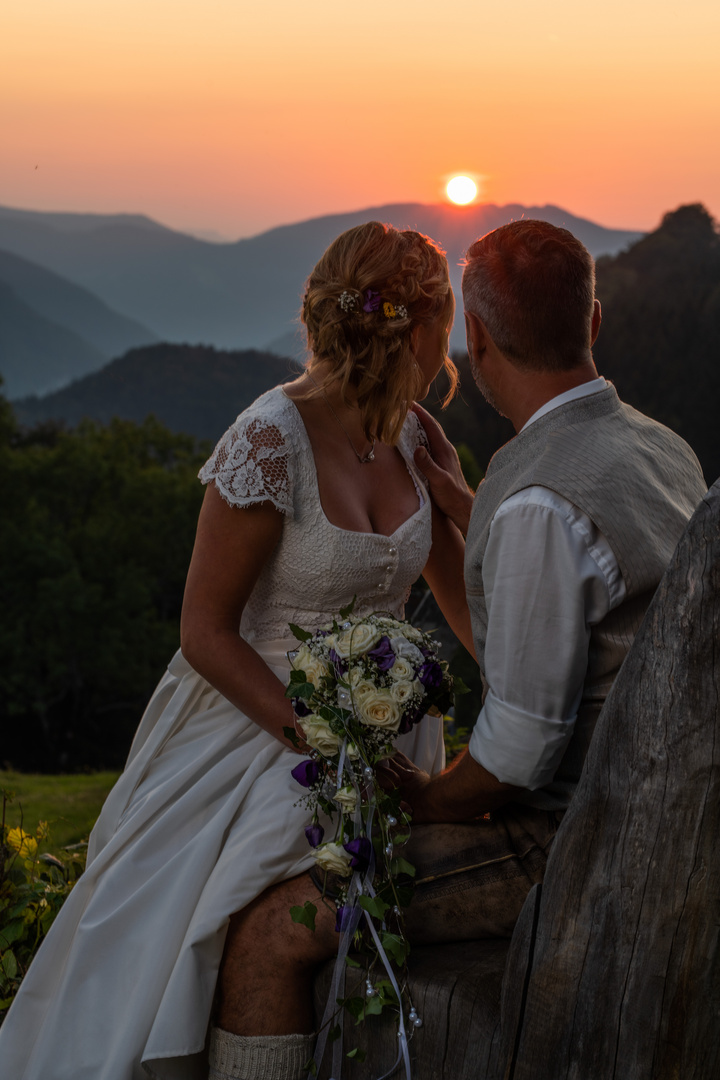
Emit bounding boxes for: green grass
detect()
[0,771,120,852]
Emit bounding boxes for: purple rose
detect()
[343,836,372,873]
[304,823,324,848]
[363,289,381,312]
[418,660,443,689]
[368,635,396,672]
[291,759,321,788]
[329,648,348,676]
[292,697,312,717]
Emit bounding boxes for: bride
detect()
[0,221,473,1080]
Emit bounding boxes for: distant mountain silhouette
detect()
[11,206,716,485]
[0,202,642,356]
[0,280,107,397]
[13,343,302,442]
[0,247,157,361]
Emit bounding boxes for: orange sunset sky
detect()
[2,0,719,239]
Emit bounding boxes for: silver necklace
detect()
[307,373,376,463]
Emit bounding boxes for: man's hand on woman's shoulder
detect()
[411,404,475,536]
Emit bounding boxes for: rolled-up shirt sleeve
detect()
[468,488,625,789]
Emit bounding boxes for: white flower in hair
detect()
[338,290,359,313]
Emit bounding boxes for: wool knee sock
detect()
[208,1026,315,1080]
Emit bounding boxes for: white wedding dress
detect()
[0,387,445,1080]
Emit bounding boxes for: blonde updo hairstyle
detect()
[301,221,457,445]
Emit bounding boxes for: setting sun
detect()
[446,176,478,205]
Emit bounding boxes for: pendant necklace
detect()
[307,373,376,463]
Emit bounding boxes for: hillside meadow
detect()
[1,771,119,850]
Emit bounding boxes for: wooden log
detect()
[314,939,508,1079]
[508,480,720,1080]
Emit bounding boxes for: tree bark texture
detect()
[508,480,720,1080]
[314,940,508,1079]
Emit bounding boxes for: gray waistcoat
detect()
[465,385,706,810]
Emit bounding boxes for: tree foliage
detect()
[0,408,208,770]
[593,203,720,485]
[425,205,718,487]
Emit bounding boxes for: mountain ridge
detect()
[0,201,643,357]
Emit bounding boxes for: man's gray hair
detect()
[462,220,596,372]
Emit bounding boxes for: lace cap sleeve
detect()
[198,411,294,516]
[400,409,431,456]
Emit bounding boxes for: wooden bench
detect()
[315,478,720,1079]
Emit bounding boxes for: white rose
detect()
[299,716,343,756]
[335,621,383,659]
[293,645,330,689]
[389,636,424,665]
[389,657,416,682]
[390,679,423,706]
[314,842,352,877]
[347,666,367,687]
[334,785,358,812]
[358,688,401,731]
[350,679,377,703]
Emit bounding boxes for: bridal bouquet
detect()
[284,601,460,1078]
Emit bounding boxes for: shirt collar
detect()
[519,378,609,434]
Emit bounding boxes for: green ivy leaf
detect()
[328,1023,342,1043]
[339,596,357,619]
[452,675,471,695]
[344,955,362,968]
[341,995,365,1021]
[282,726,301,748]
[289,901,317,932]
[347,1047,367,1062]
[391,856,416,878]
[364,995,384,1016]
[358,895,390,921]
[293,682,316,702]
[380,932,409,965]
[289,623,312,642]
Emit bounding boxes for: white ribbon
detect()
[310,767,412,1080]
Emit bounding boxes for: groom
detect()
[207,220,706,1080]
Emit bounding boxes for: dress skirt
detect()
[0,639,445,1080]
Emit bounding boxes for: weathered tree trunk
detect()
[505,480,720,1080]
[314,940,508,1079]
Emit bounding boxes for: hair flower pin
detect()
[363,289,381,313]
[341,289,408,319]
[338,290,359,313]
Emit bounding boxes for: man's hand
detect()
[377,751,432,819]
[379,747,519,825]
[411,404,475,536]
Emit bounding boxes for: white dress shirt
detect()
[468,379,627,790]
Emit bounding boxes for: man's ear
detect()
[464,310,487,360]
[590,299,602,346]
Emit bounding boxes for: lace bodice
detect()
[199,386,432,644]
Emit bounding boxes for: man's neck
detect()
[504,360,600,433]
